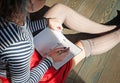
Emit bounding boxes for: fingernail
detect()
[63,47,67,49]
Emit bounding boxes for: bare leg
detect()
[72,29,120,67]
[44,3,116,34]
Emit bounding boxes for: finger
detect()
[57,50,70,61]
[48,47,68,55]
[49,48,70,62]
[55,48,69,55]
[53,47,67,52]
[57,26,63,32]
[51,25,63,32]
[57,47,70,56]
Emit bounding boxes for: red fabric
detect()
[0,50,72,83]
[0,76,10,83]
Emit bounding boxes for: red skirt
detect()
[0,50,72,83]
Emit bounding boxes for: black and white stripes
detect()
[28,18,47,33]
[0,18,52,83]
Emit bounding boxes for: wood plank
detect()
[45,0,64,6]
[66,60,85,80]
[106,0,120,21]
[98,44,120,83]
[77,0,101,18]
[65,78,74,83]
[74,52,111,83]
[90,0,117,23]
[63,0,85,12]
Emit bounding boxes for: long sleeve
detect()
[2,42,52,82]
[27,18,47,34]
[0,19,52,83]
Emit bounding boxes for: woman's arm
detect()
[28,18,47,34]
[4,41,52,83]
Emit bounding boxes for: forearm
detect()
[5,42,52,83]
[30,58,52,83]
[9,58,52,83]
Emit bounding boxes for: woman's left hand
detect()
[47,18,63,32]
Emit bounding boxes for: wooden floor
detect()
[46,0,120,83]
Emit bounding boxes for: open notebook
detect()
[33,28,82,70]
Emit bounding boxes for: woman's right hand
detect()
[47,18,64,32]
[47,47,70,62]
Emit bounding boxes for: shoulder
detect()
[0,18,24,53]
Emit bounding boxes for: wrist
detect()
[46,56,54,64]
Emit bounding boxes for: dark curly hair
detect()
[0,0,30,22]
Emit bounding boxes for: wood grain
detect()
[98,44,120,83]
[47,0,120,83]
[45,0,120,83]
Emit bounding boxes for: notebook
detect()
[33,27,82,70]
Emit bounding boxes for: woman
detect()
[0,0,69,83]
[0,0,119,83]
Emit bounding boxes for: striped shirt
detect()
[0,18,52,83]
